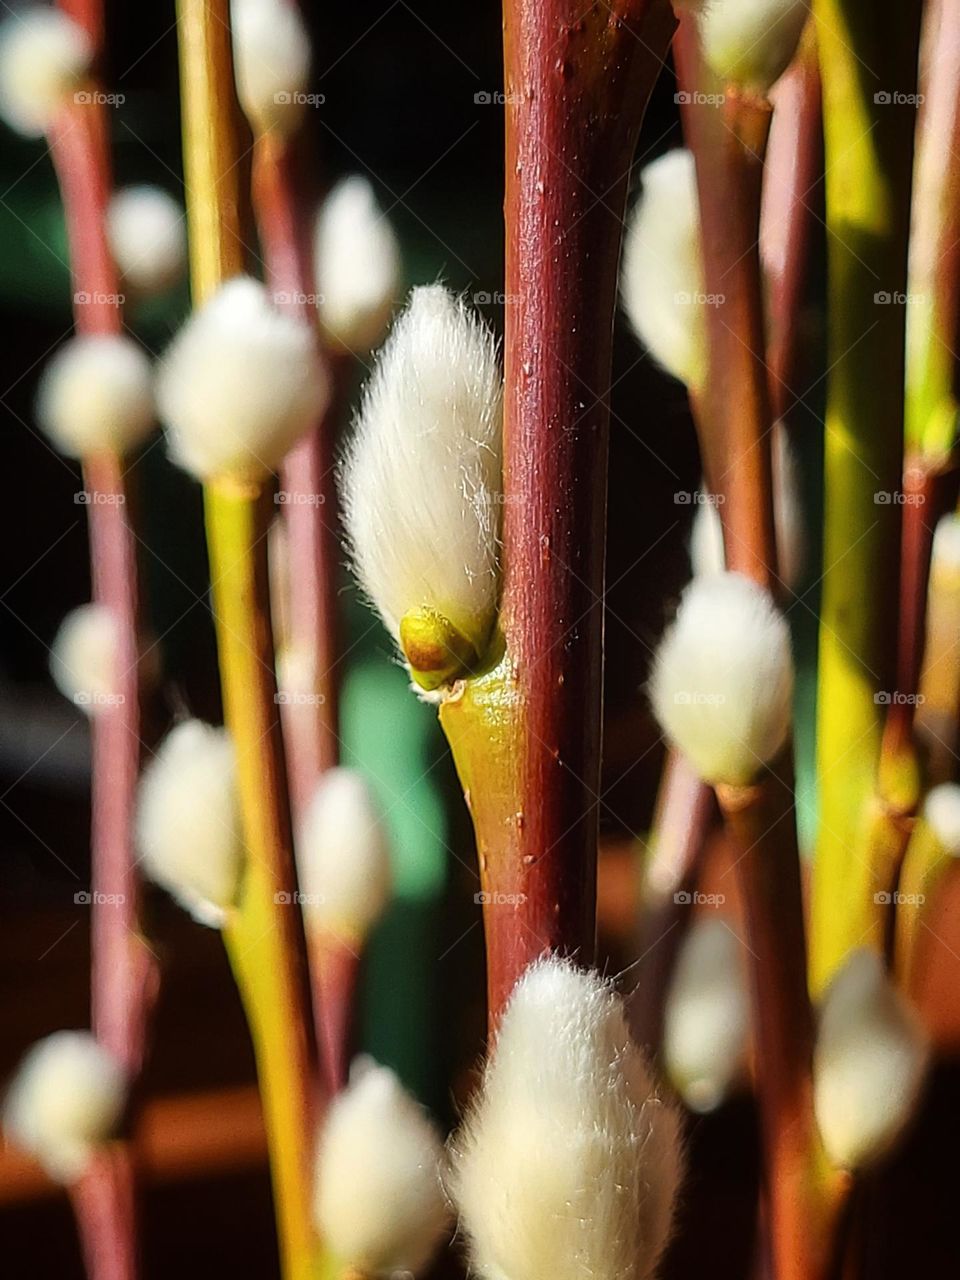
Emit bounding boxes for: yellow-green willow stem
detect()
[809,0,921,996]
[176,4,320,1278]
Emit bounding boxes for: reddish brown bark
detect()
[253,134,342,817]
[481,0,675,1022]
[762,43,822,421]
[674,22,778,588]
[47,7,155,1273]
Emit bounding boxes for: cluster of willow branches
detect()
[1,0,959,1279]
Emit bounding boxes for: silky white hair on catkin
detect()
[341,284,503,658]
[49,604,119,715]
[297,767,392,941]
[650,571,794,787]
[449,957,683,1280]
[230,0,311,137]
[699,0,808,95]
[36,335,155,459]
[107,186,186,295]
[314,1059,450,1275]
[923,784,960,856]
[0,8,91,137]
[315,175,401,354]
[663,917,750,1113]
[932,513,960,573]
[135,720,243,927]
[621,149,705,391]
[157,276,327,483]
[813,949,930,1171]
[3,1031,126,1183]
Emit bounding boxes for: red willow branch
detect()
[49,1,157,1275]
[253,132,343,816]
[674,20,778,589]
[441,0,676,1027]
[674,20,842,1280]
[761,36,822,423]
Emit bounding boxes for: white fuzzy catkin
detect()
[0,8,92,138]
[3,1031,126,1183]
[922,784,960,857]
[135,720,243,927]
[157,276,327,483]
[449,958,683,1280]
[814,949,930,1171]
[315,175,401,354]
[931,512,960,576]
[651,571,794,787]
[341,284,503,670]
[49,603,119,715]
[621,149,706,391]
[297,767,392,941]
[230,0,311,137]
[689,431,804,588]
[314,1059,450,1275]
[107,186,187,295]
[663,918,750,1114]
[36,334,155,458]
[699,0,808,96]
